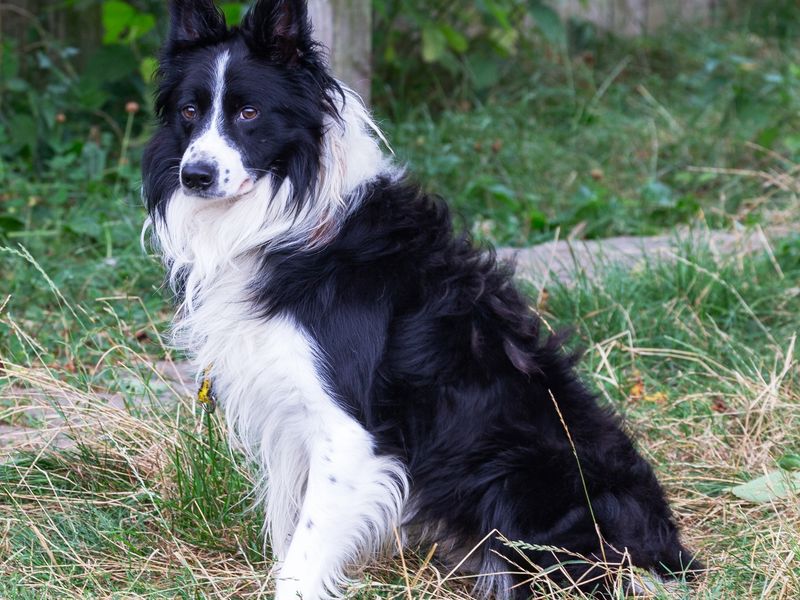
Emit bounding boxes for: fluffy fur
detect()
[143,2,700,598]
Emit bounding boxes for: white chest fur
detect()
[162,256,407,599]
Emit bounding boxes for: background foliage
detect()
[2,0,800,359]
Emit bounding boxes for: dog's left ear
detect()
[168,0,227,46]
[241,0,313,64]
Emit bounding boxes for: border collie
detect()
[143,1,699,598]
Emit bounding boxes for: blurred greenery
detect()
[1,0,800,359]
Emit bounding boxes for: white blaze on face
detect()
[180,50,254,200]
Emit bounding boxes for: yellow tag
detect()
[197,367,217,413]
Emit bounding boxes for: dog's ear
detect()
[168,0,227,45]
[241,0,313,64]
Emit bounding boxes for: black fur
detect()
[144,1,700,596]
[257,178,699,595]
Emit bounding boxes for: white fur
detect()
[179,51,253,199]
[150,89,407,600]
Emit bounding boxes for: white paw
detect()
[274,579,304,600]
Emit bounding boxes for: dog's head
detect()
[143,0,341,217]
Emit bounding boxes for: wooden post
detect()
[308,0,372,103]
[555,0,714,36]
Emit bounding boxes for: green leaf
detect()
[103,1,155,44]
[103,1,135,43]
[140,57,158,84]
[0,216,25,234]
[641,180,674,207]
[220,3,246,24]
[483,0,512,30]
[81,142,108,182]
[441,25,468,54]
[0,44,20,79]
[82,45,138,86]
[729,469,800,503]
[5,77,28,93]
[128,13,156,42]
[466,51,503,91]
[527,208,549,231]
[778,454,800,471]
[421,25,447,63]
[7,114,37,153]
[529,1,565,44]
[486,183,517,206]
[65,215,103,239]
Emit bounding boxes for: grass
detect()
[384,27,800,245]
[1,21,800,600]
[2,227,799,598]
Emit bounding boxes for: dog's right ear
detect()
[168,0,227,46]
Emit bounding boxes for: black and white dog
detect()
[143,1,698,598]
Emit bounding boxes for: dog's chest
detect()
[178,287,382,557]
[187,301,333,444]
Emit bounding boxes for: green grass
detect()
[384,28,800,245]
[2,231,798,598]
[1,23,800,600]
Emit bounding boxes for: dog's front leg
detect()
[274,415,407,600]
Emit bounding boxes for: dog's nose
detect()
[181,162,216,192]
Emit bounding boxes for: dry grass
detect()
[1,159,799,598]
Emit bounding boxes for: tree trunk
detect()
[308,0,372,103]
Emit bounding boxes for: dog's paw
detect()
[274,579,304,600]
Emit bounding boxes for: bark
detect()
[555,0,718,35]
[308,0,372,103]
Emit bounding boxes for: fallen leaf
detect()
[644,392,667,404]
[629,382,644,400]
[711,396,729,413]
[628,369,644,401]
[729,469,800,503]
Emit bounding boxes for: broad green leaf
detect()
[221,3,246,24]
[467,51,503,91]
[421,25,447,63]
[641,180,674,207]
[127,13,155,42]
[103,1,155,44]
[778,454,800,471]
[66,215,103,239]
[5,78,28,93]
[8,114,37,153]
[729,469,800,503]
[486,183,517,206]
[81,142,108,182]
[490,26,519,55]
[103,1,136,44]
[527,208,549,231]
[529,1,566,44]
[140,57,158,84]
[1,44,20,79]
[441,25,468,54]
[0,216,25,234]
[483,0,512,30]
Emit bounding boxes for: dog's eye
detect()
[239,106,259,121]
[181,105,198,121]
